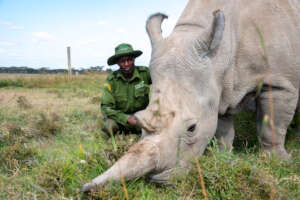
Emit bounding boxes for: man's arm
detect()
[100,82,130,126]
[147,67,152,85]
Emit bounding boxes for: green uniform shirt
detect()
[101,66,152,126]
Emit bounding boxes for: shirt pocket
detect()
[115,94,128,110]
[134,83,149,98]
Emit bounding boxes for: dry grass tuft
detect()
[0,122,40,174]
[35,160,78,194]
[35,113,63,137]
[1,122,28,145]
[0,143,39,174]
[17,96,32,109]
[90,96,101,104]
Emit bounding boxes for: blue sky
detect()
[0,0,188,69]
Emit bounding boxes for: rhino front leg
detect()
[256,86,298,159]
[294,96,300,135]
[215,114,235,151]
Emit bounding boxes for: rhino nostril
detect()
[187,124,196,132]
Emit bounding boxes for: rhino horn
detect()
[81,140,159,192]
[135,110,156,133]
[146,13,168,46]
[207,10,225,56]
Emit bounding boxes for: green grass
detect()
[0,74,299,199]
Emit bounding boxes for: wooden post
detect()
[67,46,72,79]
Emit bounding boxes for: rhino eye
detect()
[187,124,196,132]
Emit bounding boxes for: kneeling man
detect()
[100,43,151,135]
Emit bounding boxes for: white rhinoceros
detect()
[82,0,300,192]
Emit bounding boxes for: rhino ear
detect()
[146,13,168,46]
[206,10,225,57]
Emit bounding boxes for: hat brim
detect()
[107,50,142,66]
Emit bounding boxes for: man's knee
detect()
[123,124,142,134]
[101,118,119,136]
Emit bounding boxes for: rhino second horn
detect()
[146,13,168,46]
[134,110,156,133]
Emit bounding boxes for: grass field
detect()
[0,74,299,199]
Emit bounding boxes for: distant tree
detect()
[0,65,106,74]
[89,66,104,71]
[106,68,113,73]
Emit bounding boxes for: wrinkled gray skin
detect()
[82,0,300,192]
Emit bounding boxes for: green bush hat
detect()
[107,43,143,66]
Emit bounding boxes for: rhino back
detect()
[173,0,300,110]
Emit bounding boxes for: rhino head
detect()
[135,10,225,180]
[81,10,225,192]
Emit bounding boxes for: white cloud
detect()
[0,48,4,54]
[32,32,56,42]
[97,20,107,25]
[0,21,24,30]
[11,25,23,30]
[0,21,12,26]
[0,41,14,46]
[79,38,99,45]
[115,28,126,33]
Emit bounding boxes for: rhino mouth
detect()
[148,166,190,185]
[148,168,175,184]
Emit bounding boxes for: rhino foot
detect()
[260,147,291,159]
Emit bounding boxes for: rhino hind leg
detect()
[256,87,298,159]
[215,115,235,151]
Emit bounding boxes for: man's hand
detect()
[127,116,137,126]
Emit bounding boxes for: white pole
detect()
[67,46,72,79]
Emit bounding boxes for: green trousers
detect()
[100,117,141,136]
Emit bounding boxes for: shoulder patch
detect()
[104,83,112,92]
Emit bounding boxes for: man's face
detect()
[117,56,135,78]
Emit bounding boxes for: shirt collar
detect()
[116,67,140,82]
